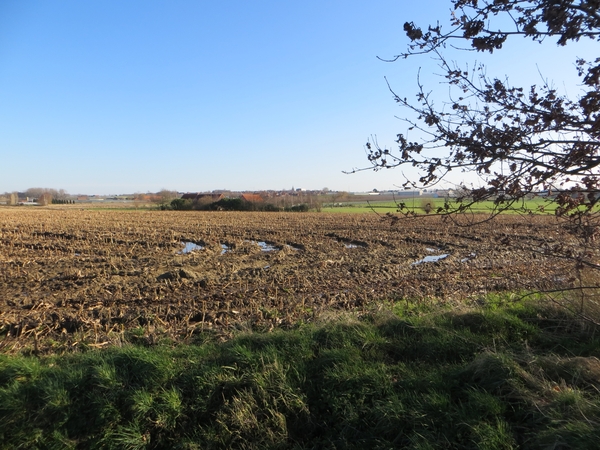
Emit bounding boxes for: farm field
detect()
[0,208,578,352]
[320,196,559,214]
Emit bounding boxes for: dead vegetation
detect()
[0,209,584,353]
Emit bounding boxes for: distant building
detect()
[395,190,423,197]
[241,193,264,203]
[181,193,224,204]
[180,193,197,200]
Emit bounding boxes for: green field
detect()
[320,196,559,214]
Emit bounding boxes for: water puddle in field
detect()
[326,233,367,249]
[461,253,477,262]
[246,240,279,252]
[180,240,303,255]
[259,241,279,251]
[412,254,450,265]
[343,240,367,249]
[179,242,205,254]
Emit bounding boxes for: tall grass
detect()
[1,296,599,449]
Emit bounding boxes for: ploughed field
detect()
[0,208,574,352]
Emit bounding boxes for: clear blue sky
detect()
[0,1,594,195]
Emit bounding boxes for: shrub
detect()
[286,204,309,212]
[170,198,194,210]
[209,198,246,211]
[420,200,433,214]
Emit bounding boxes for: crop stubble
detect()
[0,208,575,352]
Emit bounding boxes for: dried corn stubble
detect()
[0,208,580,353]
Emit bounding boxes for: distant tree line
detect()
[163,197,310,212]
[24,188,70,201]
[1,188,71,206]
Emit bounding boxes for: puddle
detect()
[461,253,477,262]
[346,240,367,248]
[327,233,367,249]
[342,240,367,249]
[412,254,449,265]
[246,240,279,252]
[179,242,204,254]
[258,241,278,251]
[221,244,231,255]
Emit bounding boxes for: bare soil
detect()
[0,208,577,352]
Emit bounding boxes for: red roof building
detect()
[241,193,264,203]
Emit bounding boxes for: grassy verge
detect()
[1,295,599,449]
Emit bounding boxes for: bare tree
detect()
[56,189,69,201]
[331,191,349,207]
[156,189,179,205]
[350,0,599,232]
[38,192,52,206]
[25,188,46,200]
[24,188,69,203]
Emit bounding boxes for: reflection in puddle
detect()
[246,240,279,252]
[344,241,367,249]
[221,244,230,255]
[461,253,477,262]
[412,254,449,265]
[258,241,278,251]
[179,242,204,254]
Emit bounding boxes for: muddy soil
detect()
[0,208,579,352]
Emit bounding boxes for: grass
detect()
[1,295,599,449]
[320,197,560,215]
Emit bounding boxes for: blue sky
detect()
[0,1,595,195]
